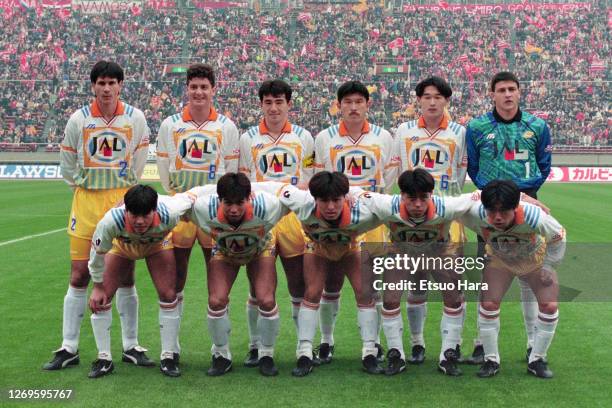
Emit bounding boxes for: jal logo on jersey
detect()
[218,234,257,254]
[257,146,298,178]
[394,227,438,243]
[174,130,220,170]
[409,142,450,172]
[335,149,377,180]
[83,127,131,168]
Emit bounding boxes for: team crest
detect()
[523,131,535,139]
[83,127,132,168]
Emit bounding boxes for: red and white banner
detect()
[547,167,612,183]
[403,2,591,15]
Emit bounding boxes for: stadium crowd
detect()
[0,4,609,146]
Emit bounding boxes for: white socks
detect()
[159,299,180,359]
[208,306,232,360]
[62,285,87,354]
[290,296,302,333]
[319,291,340,346]
[382,307,404,359]
[358,304,378,359]
[116,286,139,351]
[519,278,538,349]
[478,305,501,363]
[246,296,260,350]
[258,305,280,359]
[440,303,465,362]
[297,300,319,359]
[530,310,559,364]
[91,304,112,360]
[406,301,427,347]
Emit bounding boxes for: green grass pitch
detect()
[0,181,610,407]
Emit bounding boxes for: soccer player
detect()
[87,184,208,378]
[313,81,398,363]
[466,71,553,364]
[156,63,240,361]
[460,180,565,378]
[46,61,151,371]
[238,79,314,367]
[189,173,286,377]
[255,172,384,376]
[362,169,477,376]
[394,76,468,365]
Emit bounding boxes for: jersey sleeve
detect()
[59,113,80,188]
[276,184,316,220]
[382,130,400,192]
[156,118,172,193]
[258,192,289,227]
[535,123,552,188]
[442,192,481,220]
[301,129,315,182]
[238,131,253,177]
[88,210,121,283]
[358,191,396,220]
[466,123,481,189]
[535,210,566,269]
[313,130,329,173]
[222,120,240,173]
[190,195,215,234]
[131,110,150,181]
[456,126,468,189]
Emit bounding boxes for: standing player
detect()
[156,63,240,361]
[466,71,553,364]
[313,81,398,362]
[45,61,151,370]
[394,77,467,364]
[460,180,565,378]
[190,173,287,377]
[238,79,314,367]
[87,185,209,378]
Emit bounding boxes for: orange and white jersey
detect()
[156,106,240,193]
[460,202,566,269]
[239,120,314,185]
[314,121,399,192]
[190,191,287,260]
[60,100,149,190]
[361,191,477,246]
[88,189,203,282]
[395,116,467,196]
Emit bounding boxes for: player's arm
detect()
[222,121,240,173]
[357,190,396,220]
[300,129,315,182]
[156,118,172,193]
[535,123,552,188]
[276,184,316,219]
[59,115,80,189]
[536,210,566,285]
[132,111,150,181]
[313,131,328,173]
[456,126,468,190]
[87,212,120,312]
[442,192,482,220]
[465,124,481,189]
[238,131,253,178]
[260,192,290,227]
[382,130,400,193]
[189,196,215,233]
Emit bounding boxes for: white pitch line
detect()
[0,227,65,247]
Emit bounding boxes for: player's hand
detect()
[89,284,108,313]
[540,267,555,287]
[521,194,550,214]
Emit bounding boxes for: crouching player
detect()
[361,169,477,376]
[190,173,286,377]
[87,184,206,378]
[256,172,384,376]
[461,180,566,378]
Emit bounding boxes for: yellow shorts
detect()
[109,235,174,261]
[211,235,276,266]
[449,221,467,244]
[271,212,305,258]
[486,242,546,277]
[363,224,389,243]
[304,234,362,262]
[68,187,129,260]
[171,220,213,249]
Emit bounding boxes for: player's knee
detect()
[303,289,322,304]
[70,266,90,288]
[208,296,229,311]
[158,287,177,304]
[257,297,276,312]
[481,300,500,312]
[383,301,400,311]
[538,301,558,315]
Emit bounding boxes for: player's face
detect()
[401,192,431,218]
[222,198,248,224]
[486,205,516,230]
[261,94,292,128]
[417,85,448,122]
[187,77,215,109]
[491,80,520,115]
[126,210,156,234]
[316,196,346,221]
[92,77,122,107]
[339,93,370,126]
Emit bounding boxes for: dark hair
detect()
[258,79,292,102]
[398,169,435,195]
[337,80,369,102]
[90,60,124,83]
[490,71,520,92]
[309,171,349,200]
[415,76,452,98]
[217,172,251,202]
[481,180,520,211]
[187,63,215,87]
[124,185,158,216]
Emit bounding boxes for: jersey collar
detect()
[417,115,448,130]
[315,201,352,227]
[182,105,218,122]
[259,119,292,135]
[492,107,522,124]
[339,120,370,136]
[91,100,125,117]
